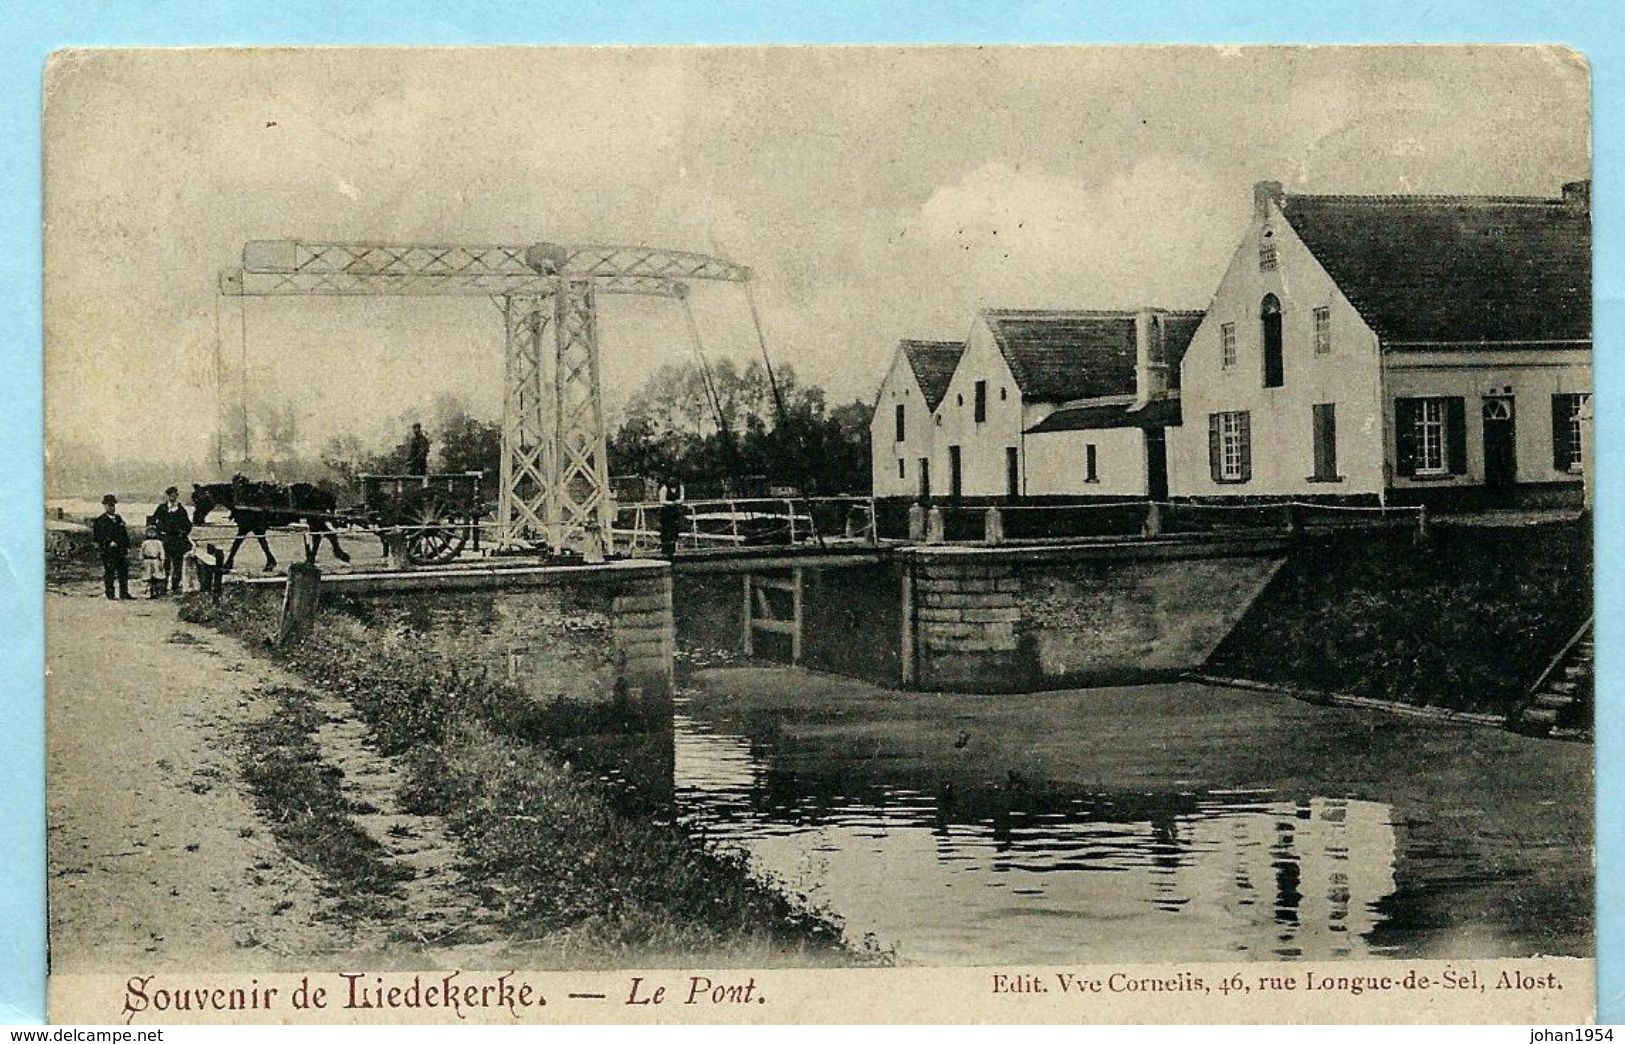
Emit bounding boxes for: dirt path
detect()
[45,584,358,971]
[305,696,510,965]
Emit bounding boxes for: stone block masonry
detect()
[610,572,677,700]
[902,538,1287,692]
[907,554,1024,690]
[237,560,677,712]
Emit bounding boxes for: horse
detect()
[191,476,351,572]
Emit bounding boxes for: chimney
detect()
[1133,308,1166,407]
[1562,180,1590,211]
[1254,180,1284,220]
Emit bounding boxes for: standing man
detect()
[152,485,193,594]
[656,475,686,560]
[92,494,133,601]
[406,422,431,477]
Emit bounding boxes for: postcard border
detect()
[5,1,1622,1025]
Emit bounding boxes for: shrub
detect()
[1206,521,1591,713]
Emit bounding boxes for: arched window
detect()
[1261,294,1284,388]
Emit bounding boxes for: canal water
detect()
[670,707,1399,966]
[347,590,1590,965]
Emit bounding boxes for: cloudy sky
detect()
[43,46,1588,466]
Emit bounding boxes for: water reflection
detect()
[672,712,1399,966]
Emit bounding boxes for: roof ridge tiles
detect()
[979,306,1201,318]
[1283,192,1573,208]
[979,308,1136,319]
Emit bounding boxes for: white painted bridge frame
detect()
[220,239,753,554]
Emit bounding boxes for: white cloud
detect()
[903,157,1244,310]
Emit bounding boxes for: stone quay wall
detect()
[903,539,1287,692]
[238,560,676,710]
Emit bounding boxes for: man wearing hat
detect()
[91,494,132,600]
[406,422,431,477]
[152,486,194,594]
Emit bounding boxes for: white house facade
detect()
[1168,180,1592,506]
[928,309,1201,500]
[869,339,963,498]
[1024,398,1183,497]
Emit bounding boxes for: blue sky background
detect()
[3,0,1621,1025]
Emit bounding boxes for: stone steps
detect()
[1512,624,1593,740]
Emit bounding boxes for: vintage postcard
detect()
[42,45,1593,1024]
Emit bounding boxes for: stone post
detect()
[276,562,321,646]
[925,505,946,545]
[383,533,411,571]
[983,506,1005,546]
[845,502,876,542]
[1142,501,1163,538]
[908,503,926,542]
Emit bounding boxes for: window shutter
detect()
[1208,413,1222,483]
[1551,394,1572,470]
[1446,397,1467,475]
[1238,412,1253,482]
[1395,398,1419,478]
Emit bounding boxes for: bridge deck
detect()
[222,528,1300,595]
[229,557,668,594]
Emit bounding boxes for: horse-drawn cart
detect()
[191,471,491,571]
[357,471,489,565]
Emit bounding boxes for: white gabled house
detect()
[930,309,1201,500]
[1168,180,1592,506]
[870,339,964,498]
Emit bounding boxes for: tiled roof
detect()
[983,309,1204,403]
[1025,396,1183,434]
[1161,312,1205,390]
[899,339,965,411]
[1278,188,1591,346]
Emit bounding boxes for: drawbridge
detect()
[219,239,778,555]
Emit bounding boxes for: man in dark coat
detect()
[406,422,431,476]
[92,493,133,600]
[151,485,193,594]
[656,476,686,560]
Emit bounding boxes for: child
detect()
[140,523,166,599]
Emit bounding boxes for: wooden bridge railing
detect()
[612,495,880,557]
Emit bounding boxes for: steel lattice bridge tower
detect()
[220,240,754,555]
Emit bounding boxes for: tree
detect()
[438,414,503,488]
[608,360,873,495]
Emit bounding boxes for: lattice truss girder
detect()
[499,295,553,542]
[223,269,684,298]
[548,280,613,552]
[229,239,749,288]
[551,244,751,283]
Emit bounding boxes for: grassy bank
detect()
[1203,520,1590,714]
[182,589,875,965]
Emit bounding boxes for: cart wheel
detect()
[403,498,469,565]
